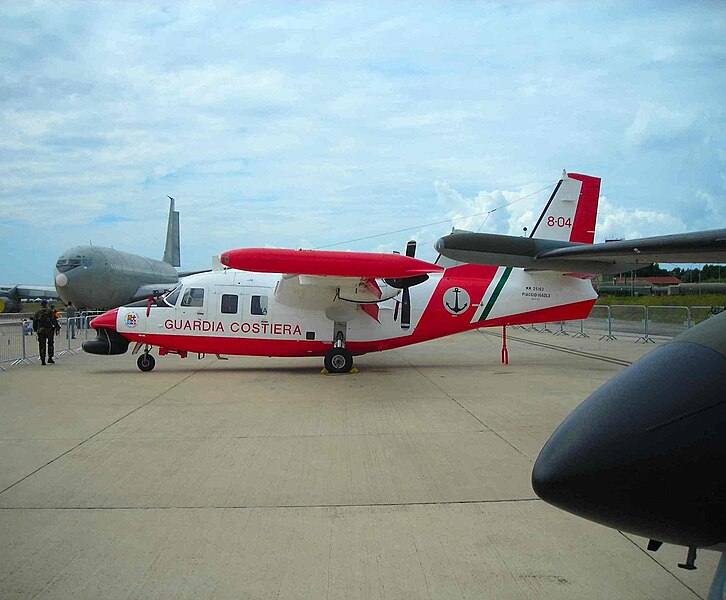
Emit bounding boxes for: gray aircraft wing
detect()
[0,285,58,299]
[178,269,211,277]
[131,283,178,301]
[0,284,58,312]
[435,228,726,273]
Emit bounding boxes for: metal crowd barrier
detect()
[0,312,102,370]
[524,304,726,343]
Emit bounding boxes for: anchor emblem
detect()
[443,287,470,315]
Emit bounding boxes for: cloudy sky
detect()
[1,1,725,283]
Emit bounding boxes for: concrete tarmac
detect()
[0,329,719,599]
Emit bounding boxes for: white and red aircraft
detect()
[84,172,602,373]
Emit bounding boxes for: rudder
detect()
[529,171,600,244]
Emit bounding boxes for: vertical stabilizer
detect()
[163,196,181,267]
[529,171,601,244]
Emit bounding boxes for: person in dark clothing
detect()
[32,300,60,365]
[64,301,78,339]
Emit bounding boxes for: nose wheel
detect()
[137,352,156,372]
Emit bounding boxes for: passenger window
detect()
[251,295,268,315]
[181,287,205,307]
[221,294,239,314]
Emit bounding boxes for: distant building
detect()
[595,275,683,297]
[612,276,682,286]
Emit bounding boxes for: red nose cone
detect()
[90,308,119,330]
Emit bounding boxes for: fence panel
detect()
[690,306,725,327]
[0,321,29,367]
[608,305,645,334]
[582,305,615,339]
[646,306,690,337]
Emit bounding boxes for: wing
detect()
[436,229,726,274]
[220,248,443,318]
[0,285,59,300]
[537,229,726,265]
[131,283,178,301]
[220,248,443,278]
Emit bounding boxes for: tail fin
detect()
[163,196,181,267]
[529,171,600,244]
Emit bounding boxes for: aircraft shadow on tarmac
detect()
[89,357,533,375]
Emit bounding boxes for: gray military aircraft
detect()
[54,197,183,310]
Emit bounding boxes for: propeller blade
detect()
[401,288,411,330]
[384,274,429,289]
[406,240,416,258]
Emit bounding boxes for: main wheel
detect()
[137,353,156,372]
[324,348,353,374]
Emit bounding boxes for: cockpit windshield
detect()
[56,257,83,273]
[162,283,182,307]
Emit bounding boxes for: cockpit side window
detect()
[164,284,182,306]
[181,287,205,307]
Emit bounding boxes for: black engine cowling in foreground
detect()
[82,328,130,355]
[532,312,726,549]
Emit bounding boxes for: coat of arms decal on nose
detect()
[443,287,470,314]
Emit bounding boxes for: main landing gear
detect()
[323,320,354,374]
[324,347,353,374]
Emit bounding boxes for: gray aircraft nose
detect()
[532,328,726,548]
[54,251,89,303]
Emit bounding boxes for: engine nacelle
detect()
[0,296,22,313]
[82,328,130,355]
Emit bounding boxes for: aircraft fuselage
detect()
[55,246,179,309]
[90,264,597,360]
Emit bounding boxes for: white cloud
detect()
[0,2,724,282]
[625,102,698,148]
[595,196,687,241]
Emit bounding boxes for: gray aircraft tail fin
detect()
[163,196,181,267]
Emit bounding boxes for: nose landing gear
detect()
[137,351,156,372]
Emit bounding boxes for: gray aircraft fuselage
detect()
[55,246,179,310]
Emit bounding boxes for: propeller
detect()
[385,240,428,330]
